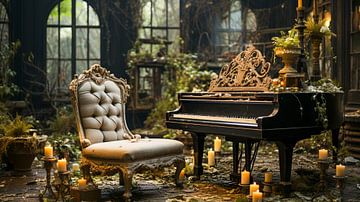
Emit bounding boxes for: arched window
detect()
[215,1,257,58]
[46,0,100,95]
[139,0,180,54]
[0,2,9,50]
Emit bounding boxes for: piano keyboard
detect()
[172,114,257,124]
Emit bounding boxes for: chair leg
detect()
[119,169,124,185]
[119,167,133,199]
[175,158,185,187]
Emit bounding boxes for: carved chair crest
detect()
[208,45,272,92]
[69,64,130,103]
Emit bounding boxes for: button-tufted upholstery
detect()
[69,65,185,199]
[78,80,127,144]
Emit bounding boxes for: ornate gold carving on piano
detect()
[208,45,272,92]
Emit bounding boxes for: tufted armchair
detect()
[69,64,185,199]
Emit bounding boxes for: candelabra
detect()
[317,159,330,189]
[333,175,347,200]
[55,171,72,201]
[295,6,307,79]
[39,157,57,201]
[262,182,273,197]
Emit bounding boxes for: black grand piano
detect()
[166,46,344,194]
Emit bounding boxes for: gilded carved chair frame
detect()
[69,64,185,199]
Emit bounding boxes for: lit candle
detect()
[214,136,221,152]
[57,158,67,172]
[249,182,259,196]
[318,149,328,160]
[252,190,263,202]
[298,0,302,8]
[179,169,186,181]
[336,164,345,177]
[241,170,250,185]
[72,163,80,172]
[208,149,215,166]
[78,178,87,190]
[44,145,53,158]
[264,172,272,183]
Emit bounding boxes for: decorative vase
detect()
[310,35,322,81]
[275,47,301,76]
[5,135,47,171]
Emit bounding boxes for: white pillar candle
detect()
[241,170,250,185]
[57,158,67,172]
[78,178,87,190]
[319,149,328,160]
[214,136,221,152]
[44,145,53,158]
[72,163,80,172]
[336,164,345,177]
[264,172,272,183]
[249,182,259,196]
[208,149,215,166]
[252,190,263,202]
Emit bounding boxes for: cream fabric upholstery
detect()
[78,80,127,144]
[82,138,183,163]
[69,65,185,199]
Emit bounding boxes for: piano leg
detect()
[191,133,205,179]
[332,128,340,163]
[230,141,241,182]
[245,141,252,172]
[276,141,296,196]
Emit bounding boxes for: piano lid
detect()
[208,45,272,92]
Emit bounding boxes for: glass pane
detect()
[0,3,8,21]
[141,0,152,26]
[153,29,166,39]
[138,28,151,39]
[59,60,72,90]
[76,60,87,74]
[168,0,179,27]
[246,9,257,32]
[89,5,99,26]
[89,28,100,58]
[76,28,87,59]
[217,32,229,45]
[60,0,72,25]
[168,29,180,53]
[47,4,58,25]
[0,23,8,47]
[230,1,242,30]
[76,0,87,25]
[60,28,72,59]
[46,59,59,90]
[89,60,100,67]
[152,0,166,27]
[47,28,59,58]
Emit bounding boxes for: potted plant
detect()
[0,114,47,171]
[272,28,301,76]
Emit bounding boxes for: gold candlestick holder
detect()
[239,184,250,195]
[262,182,273,197]
[333,175,347,198]
[39,157,57,201]
[317,159,330,189]
[55,171,72,201]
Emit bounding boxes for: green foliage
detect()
[0,114,33,137]
[271,28,300,49]
[48,132,80,161]
[128,39,215,137]
[0,41,20,101]
[306,78,342,93]
[305,16,333,38]
[47,105,76,136]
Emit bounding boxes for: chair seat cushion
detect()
[82,138,184,163]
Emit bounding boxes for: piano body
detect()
[165,46,344,194]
